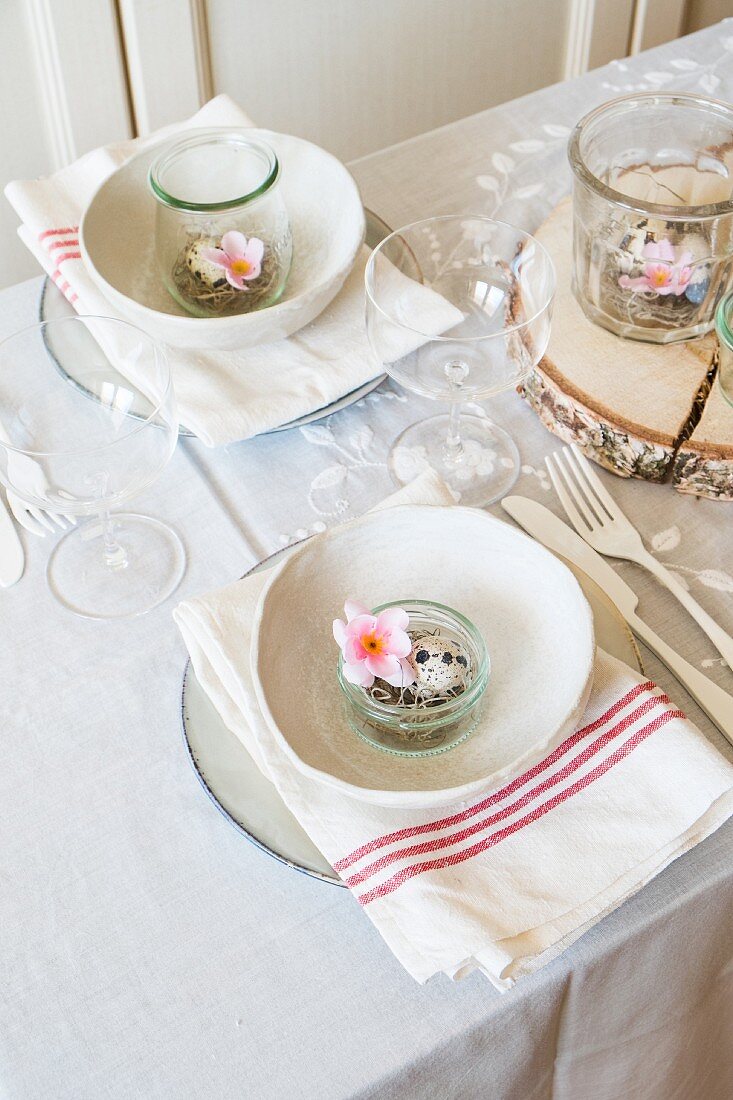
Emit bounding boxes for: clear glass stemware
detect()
[0,316,185,619]
[365,215,556,505]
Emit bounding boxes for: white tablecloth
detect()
[2,21,733,1100]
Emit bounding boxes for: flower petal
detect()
[380,657,417,688]
[225,269,248,290]
[382,627,412,659]
[344,600,371,622]
[345,614,376,637]
[398,657,417,686]
[343,660,374,687]
[344,636,368,663]
[200,248,229,268]
[619,275,650,291]
[333,618,348,647]
[244,237,265,265]
[221,230,248,259]
[365,652,401,680]
[375,607,409,634]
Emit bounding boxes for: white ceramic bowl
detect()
[251,505,596,808]
[80,129,365,350]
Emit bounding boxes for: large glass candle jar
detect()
[149,129,292,318]
[568,94,733,344]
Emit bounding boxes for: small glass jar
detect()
[716,291,733,406]
[568,93,733,344]
[337,600,490,757]
[149,129,292,318]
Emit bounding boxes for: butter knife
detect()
[501,495,733,746]
[0,490,23,587]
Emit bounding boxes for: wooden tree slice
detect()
[674,380,733,499]
[521,197,733,498]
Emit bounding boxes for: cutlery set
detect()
[503,443,733,747]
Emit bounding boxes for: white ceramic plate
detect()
[252,505,596,808]
[80,129,365,350]
[40,209,390,437]
[181,543,641,886]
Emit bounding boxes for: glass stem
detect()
[443,398,464,466]
[443,359,469,467]
[100,509,129,571]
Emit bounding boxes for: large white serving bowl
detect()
[80,129,365,350]
[251,505,596,809]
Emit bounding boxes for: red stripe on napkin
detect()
[334,681,657,873]
[38,226,79,242]
[356,707,684,907]
[45,238,79,253]
[50,270,78,304]
[344,692,671,890]
[52,251,81,265]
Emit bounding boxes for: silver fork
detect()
[0,419,76,537]
[5,487,76,537]
[545,443,733,670]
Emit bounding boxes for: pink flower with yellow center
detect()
[618,238,693,297]
[333,600,416,689]
[202,230,264,290]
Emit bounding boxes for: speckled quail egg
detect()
[408,636,470,697]
[185,238,227,289]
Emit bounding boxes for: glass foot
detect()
[388,413,521,507]
[46,512,186,620]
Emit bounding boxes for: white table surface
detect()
[2,22,733,1100]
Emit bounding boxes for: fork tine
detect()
[569,443,626,520]
[48,512,70,531]
[556,449,608,526]
[561,447,611,524]
[28,506,55,533]
[9,498,46,537]
[64,513,77,526]
[545,452,594,535]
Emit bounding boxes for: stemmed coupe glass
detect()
[0,316,184,619]
[365,215,556,505]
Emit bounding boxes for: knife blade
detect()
[0,491,23,587]
[501,495,733,745]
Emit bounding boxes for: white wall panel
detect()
[117,0,213,134]
[204,0,574,161]
[0,0,131,290]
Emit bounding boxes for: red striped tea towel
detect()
[175,478,733,989]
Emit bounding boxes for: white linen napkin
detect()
[174,473,733,989]
[5,97,462,446]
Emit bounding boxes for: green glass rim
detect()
[148,129,280,213]
[715,290,733,351]
[568,92,733,221]
[337,598,490,724]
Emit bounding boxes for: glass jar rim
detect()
[148,128,280,212]
[337,599,490,724]
[364,214,556,342]
[568,92,733,221]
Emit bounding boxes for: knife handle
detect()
[628,611,733,746]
